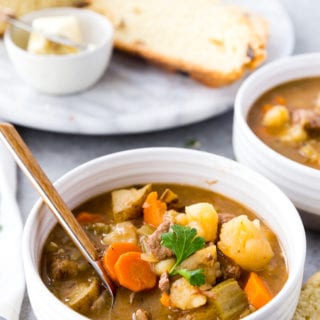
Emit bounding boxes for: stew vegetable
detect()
[41,183,287,320]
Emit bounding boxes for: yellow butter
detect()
[27,15,82,55]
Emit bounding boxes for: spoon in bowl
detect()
[0,123,116,305]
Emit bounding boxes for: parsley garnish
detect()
[174,268,206,286]
[161,224,206,286]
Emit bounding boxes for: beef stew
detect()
[41,183,287,320]
[247,77,320,170]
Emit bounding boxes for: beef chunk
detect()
[145,219,173,260]
[50,258,79,280]
[217,250,242,280]
[291,109,320,134]
[158,272,170,293]
[218,213,236,225]
[217,213,236,237]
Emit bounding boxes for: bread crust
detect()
[91,3,268,88]
[114,37,266,87]
[114,40,250,87]
[293,271,320,319]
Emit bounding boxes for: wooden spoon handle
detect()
[0,123,116,302]
[0,123,98,260]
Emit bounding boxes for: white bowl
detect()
[23,148,305,320]
[233,53,320,221]
[4,7,113,95]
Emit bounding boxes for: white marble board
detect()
[0,0,294,135]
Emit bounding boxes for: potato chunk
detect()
[112,184,152,222]
[218,215,274,271]
[170,277,207,310]
[153,258,176,276]
[103,221,138,245]
[299,143,320,163]
[262,105,289,128]
[281,124,308,143]
[65,278,100,315]
[179,245,218,285]
[184,203,218,241]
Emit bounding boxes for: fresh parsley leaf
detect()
[161,224,205,267]
[161,224,206,286]
[173,268,206,286]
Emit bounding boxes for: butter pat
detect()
[27,16,82,55]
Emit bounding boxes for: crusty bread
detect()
[293,271,320,320]
[0,0,90,35]
[90,0,268,87]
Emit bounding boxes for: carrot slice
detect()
[244,272,273,310]
[275,96,286,105]
[102,242,141,281]
[76,212,105,224]
[143,192,167,227]
[160,292,171,307]
[114,252,157,292]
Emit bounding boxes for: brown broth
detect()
[41,184,287,320]
[247,77,320,170]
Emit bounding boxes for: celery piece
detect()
[210,279,249,320]
[137,224,156,236]
[160,188,178,204]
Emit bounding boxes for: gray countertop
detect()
[15,0,320,318]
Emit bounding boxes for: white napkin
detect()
[0,141,25,320]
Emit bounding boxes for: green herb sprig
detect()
[161,224,206,286]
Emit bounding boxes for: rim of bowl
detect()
[235,52,320,178]
[22,147,306,320]
[4,7,113,60]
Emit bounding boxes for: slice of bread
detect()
[90,0,268,87]
[293,271,320,319]
[0,0,90,35]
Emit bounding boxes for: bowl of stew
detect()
[233,53,320,223]
[23,148,305,320]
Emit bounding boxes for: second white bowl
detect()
[233,53,320,219]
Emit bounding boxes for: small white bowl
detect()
[23,148,305,320]
[233,53,320,221]
[4,7,113,95]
